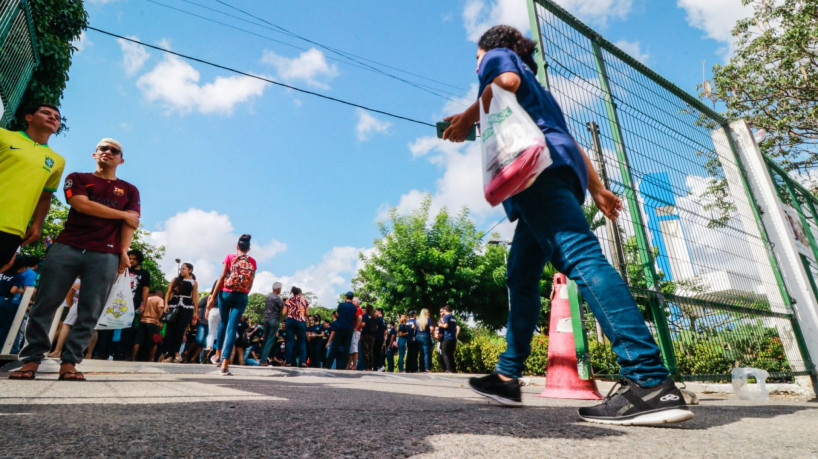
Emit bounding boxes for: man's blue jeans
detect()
[215,291,248,362]
[496,168,668,387]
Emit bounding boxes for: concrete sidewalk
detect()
[1,360,816,457]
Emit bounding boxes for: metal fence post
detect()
[589,39,678,375]
[526,0,550,90]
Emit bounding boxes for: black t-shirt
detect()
[375,317,387,341]
[129,268,151,307]
[321,324,331,342]
[307,324,322,340]
[197,296,208,322]
[276,328,287,342]
[361,313,377,337]
[386,327,397,346]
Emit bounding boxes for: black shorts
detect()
[0,230,22,268]
[136,322,162,346]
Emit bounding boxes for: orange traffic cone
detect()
[535,273,602,400]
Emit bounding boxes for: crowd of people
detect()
[1,23,694,425]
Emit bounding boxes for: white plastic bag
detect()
[95,270,135,330]
[480,83,551,206]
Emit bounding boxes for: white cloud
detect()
[676,0,753,57]
[463,0,634,42]
[261,48,338,89]
[118,36,150,76]
[356,109,391,141]
[614,40,649,64]
[72,31,90,53]
[145,209,286,289]
[136,51,267,115]
[463,0,532,42]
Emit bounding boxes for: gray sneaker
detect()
[578,378,694,426]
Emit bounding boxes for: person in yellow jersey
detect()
[0,103,65,272]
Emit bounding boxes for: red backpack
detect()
[224,253,255,292]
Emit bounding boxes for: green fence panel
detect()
[0,0,39,128]
[529,0,811,381]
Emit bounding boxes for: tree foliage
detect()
[9,0,87,131]
[243,293,266,325]
[353,196,509,329]
[707,0,817,182]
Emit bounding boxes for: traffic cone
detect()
[535,273,602,400]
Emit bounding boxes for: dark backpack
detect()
[224,253,255,292]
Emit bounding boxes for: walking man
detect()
[0,103,65,273]
[10,138,140,381]
[260,282,284,365]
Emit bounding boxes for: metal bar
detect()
[526,0,550,90]
[19,0,37,65]
[630,288,793,320]
[721,125,816,374]
[567,279,593,380]
[587,120,627,280]
[764,157,818,207]
[590,38,678,375]
[781,173,818,265]
[532,0,728,125]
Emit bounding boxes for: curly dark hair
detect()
[478,25,538,74]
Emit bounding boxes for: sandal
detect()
[58,370,86,381]
[9,369,37,380]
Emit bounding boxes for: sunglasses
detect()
[97,145,122,155]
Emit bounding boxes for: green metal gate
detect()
[0,0,39,128]
[527,0,815,382]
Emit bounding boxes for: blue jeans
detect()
[215,291,248,362]
[259,318,280,364]
[285,318,307,366]
[416,332,432,371]
[397,337,407,372]
[497,168,668,386]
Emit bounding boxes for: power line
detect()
[87,26,435,128]
[480,217,509,240]
[144,0,469,106]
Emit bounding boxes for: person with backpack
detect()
[283,286,309,367]
[206,234,256,376]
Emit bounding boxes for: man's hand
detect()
[119,252,130,273]
[21,225,42,246]
[592,188,623,221]
[123,211,140,229]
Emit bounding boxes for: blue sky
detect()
[48,0,753,306]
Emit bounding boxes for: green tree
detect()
[9,0,88,131]
[707,0,817,183]
[244,293,266,325]
[353,196,507,326]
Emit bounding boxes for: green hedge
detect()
[428,332,549,375]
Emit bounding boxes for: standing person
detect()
[10,138,140,381]
[374,308,387,371]
[327,292,358,370]
[359,305,377,371]
[192,286,211,364]
[206,234,256,376]
[385,320,397,372]
[120,249,151,359]
[443,25,692,425]
[306,314,324,368]
[396,315,409,373]
[0,103,65,274]
[319,318,331,368]
[283,286,309,367]
[47,279,81,358]
[0,258,28,345]
[260,282,284,365]
[438,305,458,373]
[161,263,198,363]
[205,290,221,363]
[346,297,363,370]
[415,308,434,373]
[132,289,164,362]
[405,310,419,373]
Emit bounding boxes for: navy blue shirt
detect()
[337,301,357,329]
[307,323,322,340]
[398,324,408,339]
[442,314,457,341]
[406,318,418,341]
[375,317,387,340]
[477,47,589,219]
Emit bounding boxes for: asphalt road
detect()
[0,360,816,458]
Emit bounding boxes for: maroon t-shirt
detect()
[56,172,140,254]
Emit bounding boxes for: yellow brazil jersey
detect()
[0,128,65,237]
